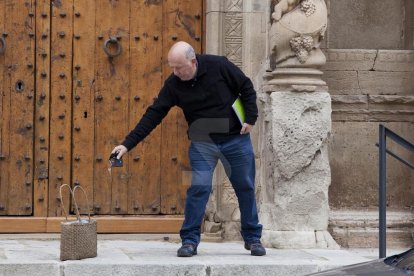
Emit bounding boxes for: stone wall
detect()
[321,0,414,210]
[327,0,413,50]
[322,0,414,248]
[321,50,414,209]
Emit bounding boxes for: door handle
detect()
[103,36,122,58]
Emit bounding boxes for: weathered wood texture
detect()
[34,0,51,217]
[0,0,203,222]
[0,0,35,215]
[49,0,73,216]
[161,0,203,214]
[0,0,4,216]
[94,0,131,215]
[0,217,183,233]
[72,0,95,214]
[0,0,6,216]
[128,0,163,215]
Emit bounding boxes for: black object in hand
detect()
[109,152,123,167]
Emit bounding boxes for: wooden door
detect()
[0,0,203,219]
[47,0,203,217]
[0,0,36,216]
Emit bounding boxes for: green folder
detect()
[232,97,245,125]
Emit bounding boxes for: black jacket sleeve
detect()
[122,85,176,151]
[219,57,258,125]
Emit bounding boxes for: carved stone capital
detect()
[269,0,327,69]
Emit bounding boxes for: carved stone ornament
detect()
[269,0,327,69]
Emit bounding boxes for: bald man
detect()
[112,41,265,257]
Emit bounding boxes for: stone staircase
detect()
[329,210,414,249]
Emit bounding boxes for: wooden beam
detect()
[0,218,47,232]
[0,217,183,233]
[96,217,183,233]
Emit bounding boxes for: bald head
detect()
[168,41,197,81]
[168,41,196,61]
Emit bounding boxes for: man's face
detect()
[168,56,197,81]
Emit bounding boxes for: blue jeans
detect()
[180,134,262,245]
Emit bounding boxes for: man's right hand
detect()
[111,145,128,159]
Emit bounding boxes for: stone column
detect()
[259,0,339,249]
[260,69,338,248]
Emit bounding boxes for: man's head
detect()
[168,41,197,81]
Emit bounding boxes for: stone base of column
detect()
[259,67,338,250]
[262,230,340,249]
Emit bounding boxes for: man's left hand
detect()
[240,123,253,134]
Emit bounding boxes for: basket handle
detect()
[72,185,92,222]
[59,184,92,222]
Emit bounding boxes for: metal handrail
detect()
[377,124,414,258]
[375,143,414,170]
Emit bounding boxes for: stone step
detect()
[329,210,414,248]
[0,236,374,276]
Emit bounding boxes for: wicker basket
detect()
[59,184,97,261]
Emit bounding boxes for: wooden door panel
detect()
[0,0,203,218]
[94,0,131,215]
[161,0,203,214]
[128,1,163,214]
[49,0,73,217]
[0,0,35,215]
[34,0,51,217]
[72,0,96,214]
[0,0,6,216]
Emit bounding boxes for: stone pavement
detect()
[0,234,404,276]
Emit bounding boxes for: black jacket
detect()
[122,54,258,150]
